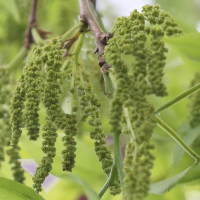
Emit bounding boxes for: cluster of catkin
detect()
[8,3,184,198]
[104,4,182,200]
[10,39,79,192]
[9,35,120,195]
[0,68,25,183]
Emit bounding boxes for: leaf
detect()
[2,0,21,23]
[150,162,200,195]
[173,121,200,166]
[0,177,44,200]
[58,174,100,200]
[163,32,200,62]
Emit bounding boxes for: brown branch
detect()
[79,0,113,73]
[24,0,51,49]
[24,0,38,48]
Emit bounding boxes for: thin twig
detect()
[79,0,113,73]
[24,0,38,48]
[24,0,51,49]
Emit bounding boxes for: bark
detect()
[79,0,113,73]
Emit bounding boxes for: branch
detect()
[24,0,38,48]
[24,0,51,49]
[79,0,113,73]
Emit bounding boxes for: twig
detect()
[24,0,51,49]
[24,0,38,48]
[79,0,113,73]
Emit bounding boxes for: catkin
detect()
[33,117,57,192]
[103,4,182,199]
[77,75,121,195]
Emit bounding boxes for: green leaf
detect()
[173,121,200,166]
[150,162,200,195]
[2,0,21,23]
[163,32,200,62]
[0,177,44,200]
[58,174,100,200]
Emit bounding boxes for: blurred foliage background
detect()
[1,0,200,200]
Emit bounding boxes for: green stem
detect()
[59,22,85,42]
[113,132,125,187]
[61,56,73,71]
[155,83,200,114]
[71,56,77,113]
[31,28,45,46]
[98,164,118,198]
[73,32,85,56]
[8,47,28,71]
[103,73,115,101]
[156,116,200,162]
[97,70,124,198]
[105,70,124,186]
[70,32,85,113]
[123,107,135,140]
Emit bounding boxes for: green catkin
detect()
[33,117,58,192]
[0,68,10,166]
[7,4,184,197]
[42,40,77,172]
[104,4,182,199]
[104,36,130,134]
[10,47,43,144]
[0,68,25,183]
[104,31,131,196]
[7,146,25,183]
[142,4,182,96]
[10,84,25,145]
[77,76,121,195]
[148,27,168,96]
[23,55,41,140]
[188,72,200,127]
[61,113,78,172]
[123,142,155,200]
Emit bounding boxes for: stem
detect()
[98,164,118,198]
[97,70,124,198]
[71,57,77,113]
[156,116,200,162]
[73,32,85,56]
[105,71,124,186]
[24,0,38,48]
[123,107,135,140]
[59,22,84,42]
[8,47,28,71]
[31,28,45,46]
[79,0,102,42]
[61,56,73,71]
[79,0,112,71]
[29,0,38,24]
[103,73,115,100]
[70,32,85,113]
[113,132,125,187]
[155,83,200,114]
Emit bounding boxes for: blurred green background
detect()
[1,0,200,200]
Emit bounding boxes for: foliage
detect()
[1,1,200,200]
